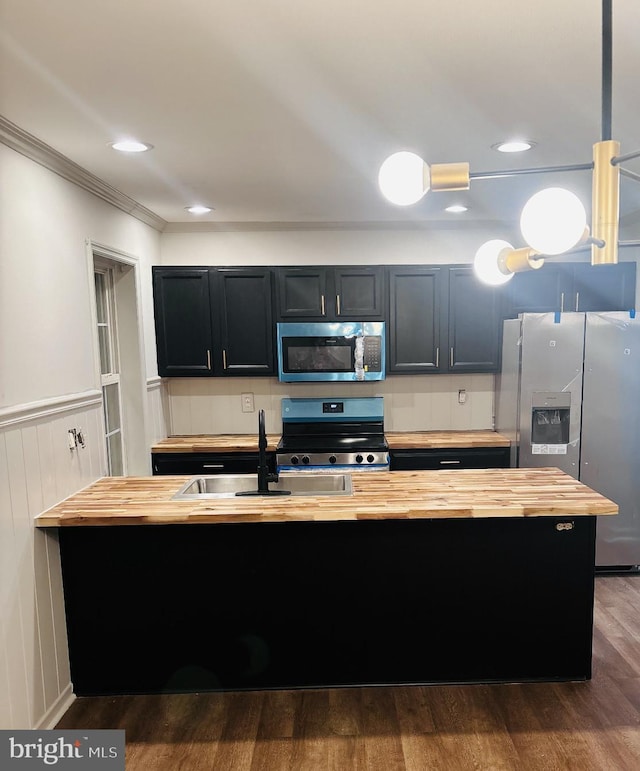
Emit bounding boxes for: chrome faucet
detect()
[236,409,291,497]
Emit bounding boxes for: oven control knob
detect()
[302,455,310,465]
[329,455,337,464]
[367,454,375,464]
[355,454,364,464]
[290,455,299,465]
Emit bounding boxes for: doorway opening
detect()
[89,243,148,476]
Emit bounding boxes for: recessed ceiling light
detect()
[185,205,214,215]
[445,204,468,213]
[492,140,535,153]
[109,140,153,153]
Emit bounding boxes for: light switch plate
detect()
[241,392,255,412]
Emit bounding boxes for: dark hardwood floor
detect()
[56,576,640,770]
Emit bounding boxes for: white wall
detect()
[159,224,517,267]
[0,144,164,729]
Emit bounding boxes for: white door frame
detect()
[86,239,149,475]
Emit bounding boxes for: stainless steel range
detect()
[276,397,389,472]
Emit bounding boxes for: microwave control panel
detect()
[363,336,382,372]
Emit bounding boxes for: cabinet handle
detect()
[440,460,461,465]
[222,349,227,370]
[336,294,341,315]
[435,347,439,368]
[450,347,454,368]
[575,292,580,311]
[206,349,211,370]
[321,295,326,316]
[203,463,224,469]
[560,292,565,312]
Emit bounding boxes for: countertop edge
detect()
[34,468,618,528]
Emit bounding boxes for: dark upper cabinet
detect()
[212,268,274,375]
[153,268,214,376]
[570,262,636,312]
[333,267,385,318]
[277,266,385,320]
[388,265,506,374]
[388,266,442,373]
[276,268,327,318]
[447,267,504,372]
[505,261,636,316]
[153,267,275,377]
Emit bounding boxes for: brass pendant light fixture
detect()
[377,0,640,285]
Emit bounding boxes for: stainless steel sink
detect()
[172,472,353,499]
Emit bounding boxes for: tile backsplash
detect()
[167,374,495,435]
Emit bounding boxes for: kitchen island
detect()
[37,468,617,696]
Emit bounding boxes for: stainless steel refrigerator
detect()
[496,311,640,568]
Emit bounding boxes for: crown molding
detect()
[162,218,515,234]
[0,115,167,232]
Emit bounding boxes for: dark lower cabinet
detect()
[152,452,274,475]
[390,447,510,470]
[59,515,597,695]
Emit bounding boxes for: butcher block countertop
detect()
[35,468,616,528]
[151,430,510,454]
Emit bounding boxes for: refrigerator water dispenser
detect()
[531,392,571,446]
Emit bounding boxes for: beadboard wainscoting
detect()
[146,377,169,451]
[0,392,105,729]
[0,383,169,729]
[166,374,495,436]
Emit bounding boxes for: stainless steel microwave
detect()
[276,322,386,382]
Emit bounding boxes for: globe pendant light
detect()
[378,152,429,206]
[520,188,588,255]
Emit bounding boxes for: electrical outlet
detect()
[241,392,255,413]
[458,389,467,405]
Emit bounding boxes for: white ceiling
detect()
[1,0,639,229]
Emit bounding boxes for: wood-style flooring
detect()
[56,576,640,770]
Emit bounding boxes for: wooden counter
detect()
[36,467,616,528]
[151,434,279,453]
[386,429,510,449]
[150,430,510,454]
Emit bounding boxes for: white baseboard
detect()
[34,684,76,730]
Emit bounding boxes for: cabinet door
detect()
[447,267,503,372]
[390,448,510,470]
[505,264,567,316]
[152,452,273,475]
[388,267,442,373]
[571,262,636,312]
[213,269,275,375]
[277,268,328,318]
[334,267,385,319]
[152,268,213,376]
